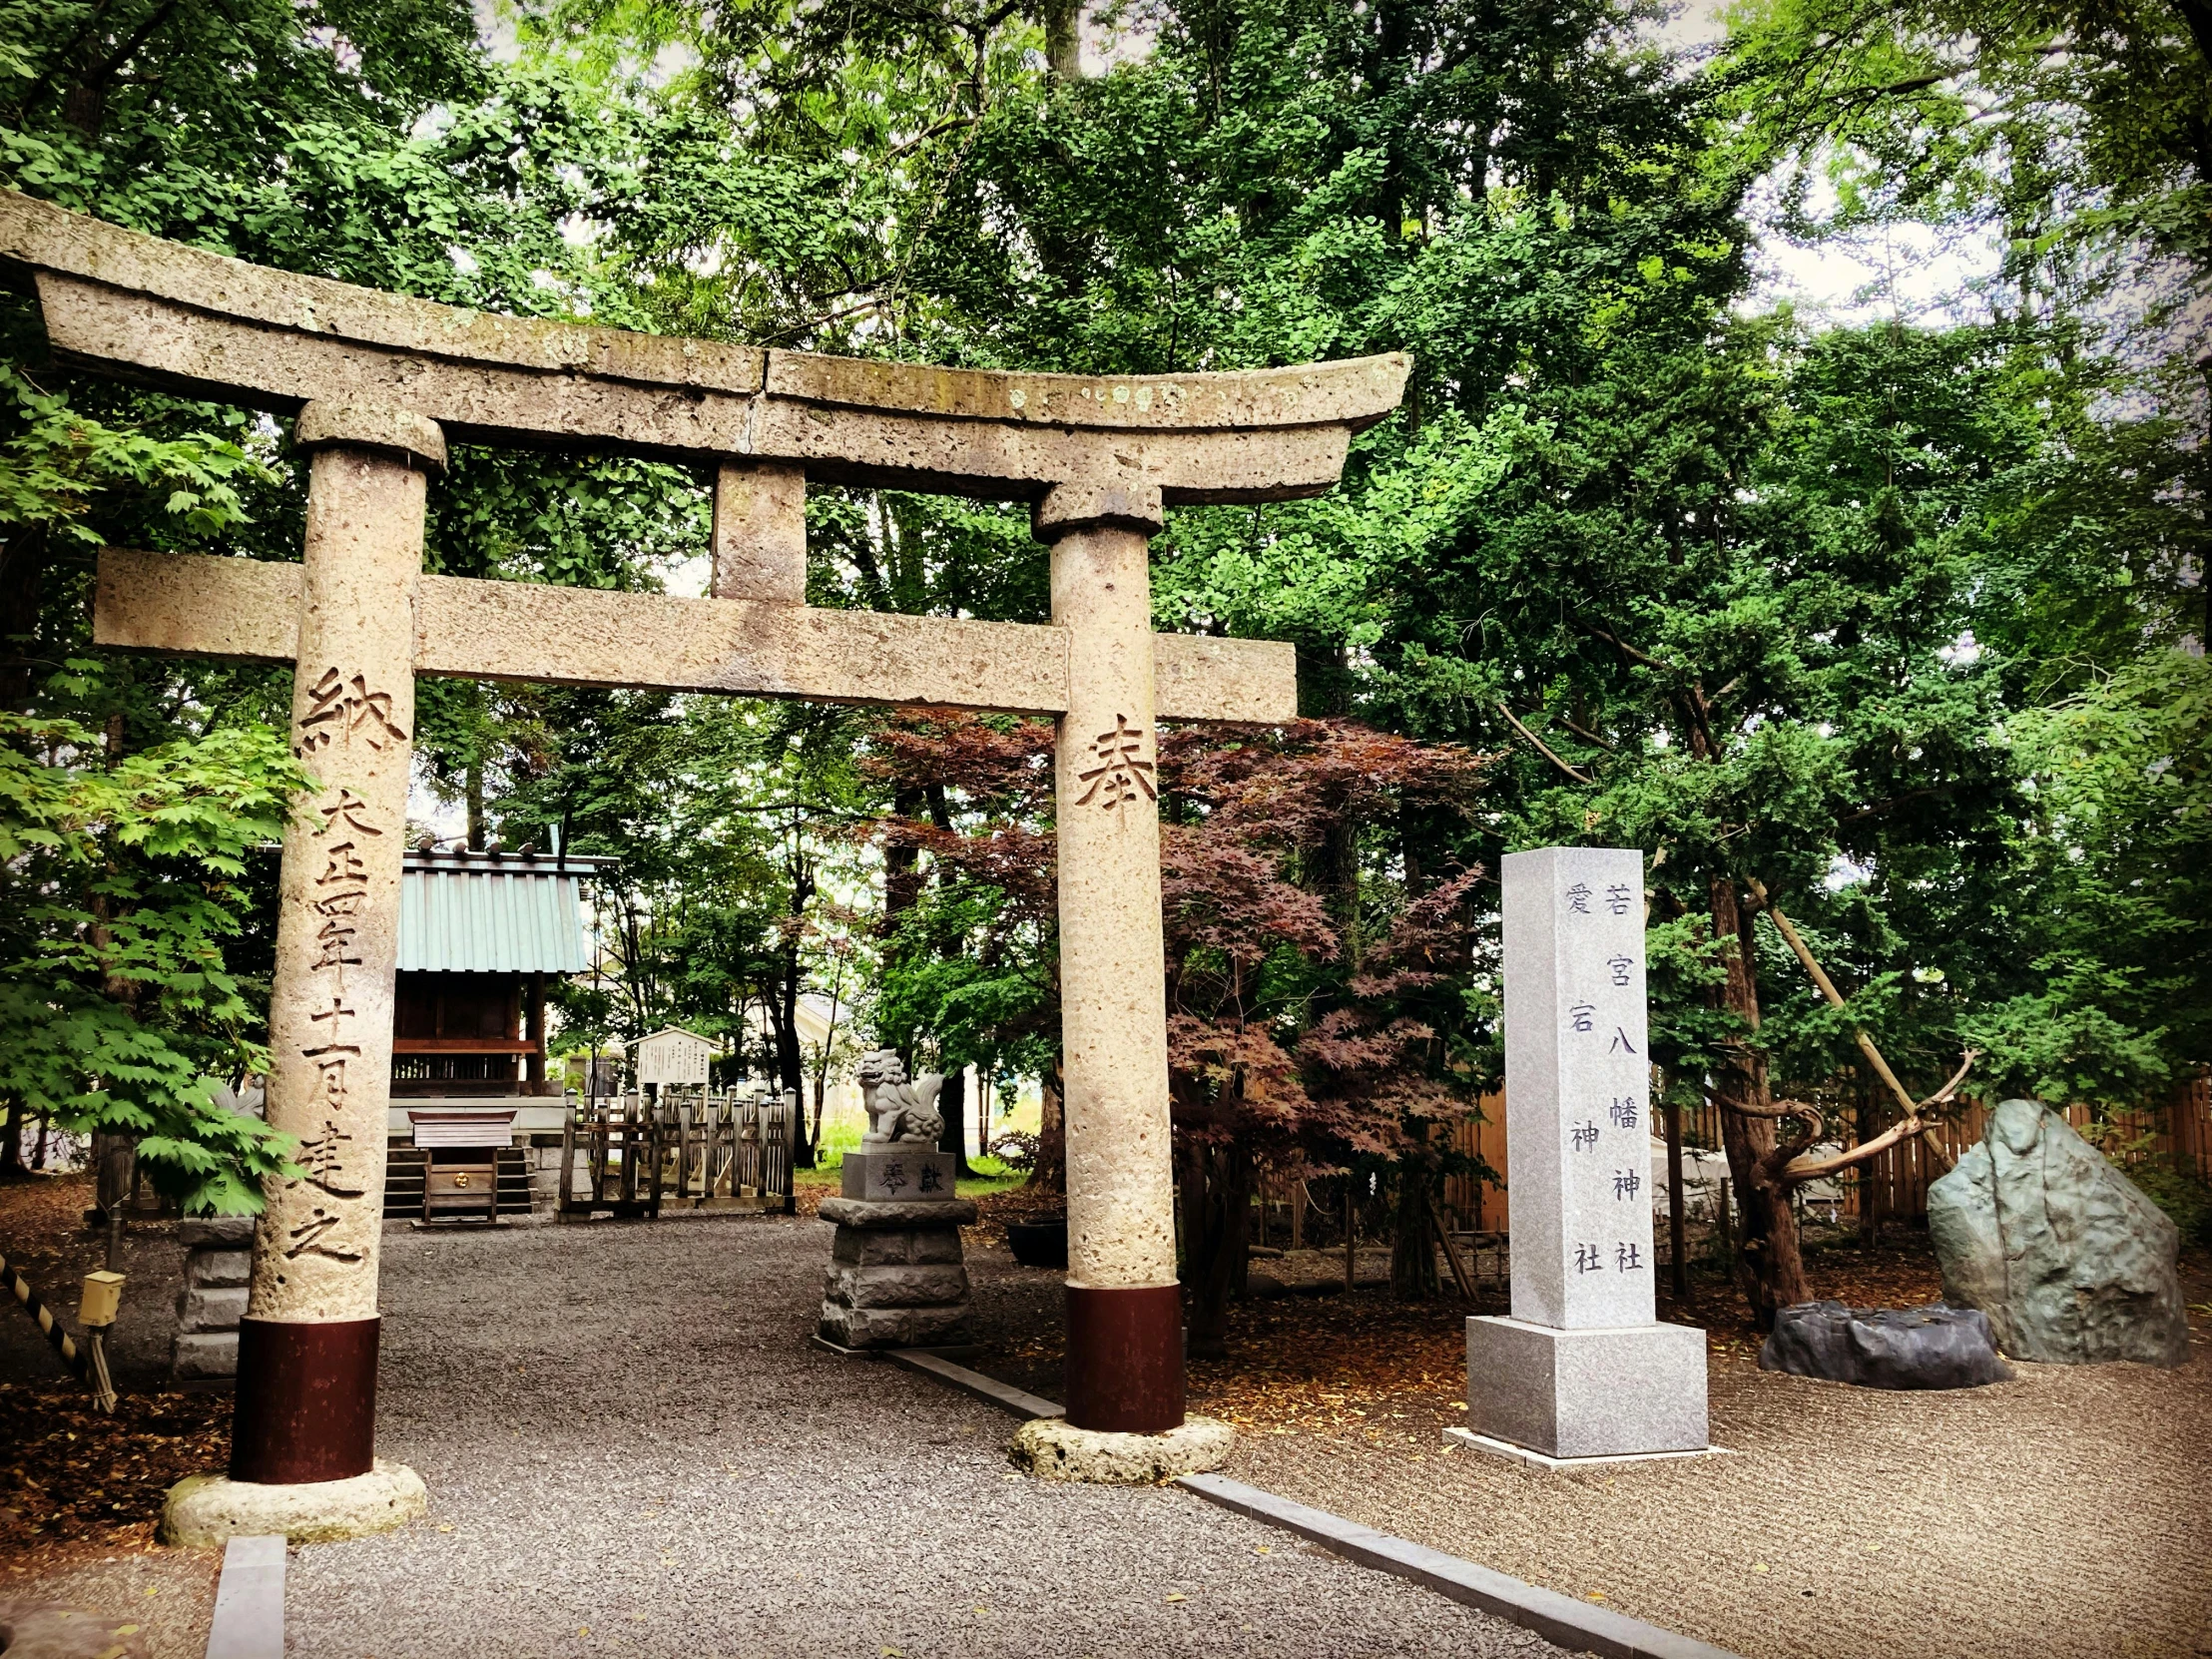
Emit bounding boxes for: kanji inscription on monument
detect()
[1459,844,1709,1464]
[1504,845,1654,1331]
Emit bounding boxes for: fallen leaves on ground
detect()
[0,1384,232,1556]
[0,1172,233,1566]
[981,1234,1958,1436]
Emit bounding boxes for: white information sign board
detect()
[634,1027,714,1087]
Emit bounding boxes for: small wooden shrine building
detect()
[388,847,611,1147]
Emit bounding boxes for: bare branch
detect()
[1780,1052,1977,1182]
[1559,715,1617,752]
[887,114,978,160]
[1495,702,1592,786]
[1582,620,1669,673]
[1744,875,1921,1121]
[1782,1116,1924,1182]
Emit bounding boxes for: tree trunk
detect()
[1665,1089,1689,1301]
[1181,1135,1252,1360]
[466,757,487,850]
[1710,876,1808,1327]
[1389,1147,1442,1300]
[1028,1055,1067,1195]
[1855,1064,1882,1244]
[884,786,925,925]
[937,1065,976,1177]
[0,524,42,717]
[777,949,812,1166]
[1042,0,1083,80]
[0,1097,22,1175]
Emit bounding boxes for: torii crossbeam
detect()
[1,189,1406,1509]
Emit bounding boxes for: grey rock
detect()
[908,1227,963,1265]
[1760,1301,2012,1389]
[1929,1098,2190,1367]
[175,1283,250,1331]
[817,1196,977,1230]
[1500,846,1657,1333]
[171,1330,240,1379]
[819,1196,974,1346]
[1009,1415,1236,1484]
[840,1148,959,1203]
[188,1248,253,1289]
[177,1215,256,1247]
[1464,1316,1707,1459]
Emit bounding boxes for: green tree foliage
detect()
[0,0,2198,1317]
[0,709,305,1208]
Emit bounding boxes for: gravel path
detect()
[1230,1335,2212,1659]
[287,1214,1565,1659]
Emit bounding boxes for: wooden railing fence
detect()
[1435,1073,2210,1235]
[557,1086,794,1219]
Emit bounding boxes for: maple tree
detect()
[868,712,1495,1353]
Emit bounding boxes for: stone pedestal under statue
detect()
[817,1051,974,1352]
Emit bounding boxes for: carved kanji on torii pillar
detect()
[0,189,1407,1491]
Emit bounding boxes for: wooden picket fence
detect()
[557,1086,794,1219]
[1440,1072,2212,1235]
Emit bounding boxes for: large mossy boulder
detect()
[1928,1099,2190,1367]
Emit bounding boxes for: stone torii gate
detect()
[0,189,1405,1523]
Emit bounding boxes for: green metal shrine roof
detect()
[397,849,613,975]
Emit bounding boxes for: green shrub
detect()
[2120,1158,2212,1250]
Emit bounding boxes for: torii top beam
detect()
[0,189,1407,503]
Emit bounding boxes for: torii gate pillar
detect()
[231,406,441,1486]
[1038,481,1184,1431]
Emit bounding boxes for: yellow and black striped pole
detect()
[1,1249,92,1385]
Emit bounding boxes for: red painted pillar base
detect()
[1064,1285,1184,1432]
[230,1317,380,1484]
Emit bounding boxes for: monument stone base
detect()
[159,1458,426,1546]
[817,1194,975,1351]
[1465,1315,1708,1460]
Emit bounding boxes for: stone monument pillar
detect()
[1034,480,1184,1435]
[817,1050,975,1350]
[1457,846,1708,1463]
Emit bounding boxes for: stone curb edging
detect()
[885,1349,1063,1419]
[887,1350,1741,1659]
[205,1535,284,1659]
[1173,1473,1741,1659]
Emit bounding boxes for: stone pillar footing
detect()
[1465,1315,1708,1460]
[817,1194,975,1351]
[1008,1414,1234,1484]
[1066,1283,1184,1432]
[160,1459,426,1547]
